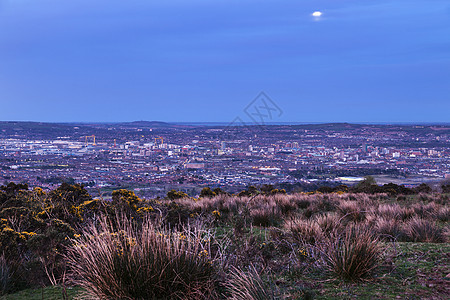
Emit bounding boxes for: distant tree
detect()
[260,184,275,194]
[353,176,380,193]
[200,187,216,198]
[381,183,413,195]
[357,176,377,188]
[414,183,432,194]
[316,186,335,194]
[442,184,450,194]
[213,187,228,196]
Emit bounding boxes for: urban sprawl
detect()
[1,122,449,197]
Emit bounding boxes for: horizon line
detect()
[1,120,450,126]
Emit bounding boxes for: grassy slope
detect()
[5,244,444,299]
[0,286,82,300]
[275,242,450,299]
[1,192,448,299]
[1,245,448,299]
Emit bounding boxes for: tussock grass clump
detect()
[313,195,338,213]
[435,206,450,222]
[412,202,437,219]
[314,213,341,234]
[286,218,322,245]
[291,194,311,209]
[443,226,450,242]
[226,266,274,300]
[374,217,405,241]
[376,204,403,219]
[322,226,381,282]
[250,203,281,227]
[404,217,444,243]
[337,200,366,222]
[274,194,298,214]
[67,217,220,300]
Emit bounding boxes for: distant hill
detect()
[117,121,195,128]
[1,121,450,140]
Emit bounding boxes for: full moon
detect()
[312,11,322,17]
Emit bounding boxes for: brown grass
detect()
[374,217,405,241]
[226,266,274,300]
[321,225,382,282]
[285,218,323,245]
[314,213,341,234]
[404,217,445,243]
[66,216,220,299]
[337,200,366,222]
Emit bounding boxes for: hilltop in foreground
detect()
[0,182,449,299]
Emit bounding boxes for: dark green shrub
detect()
[200,187,216,198]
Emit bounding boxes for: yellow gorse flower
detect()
[198,249,208,258]
[298,247,308,257]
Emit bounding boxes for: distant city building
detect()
[185,163,205,169]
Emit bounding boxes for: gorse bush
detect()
[112,189,141,210]
[322,225,381,282]
[167,189,189,200]
[0,255,10,295]
[67,216,220,300]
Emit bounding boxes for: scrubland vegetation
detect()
[0,181,449,299]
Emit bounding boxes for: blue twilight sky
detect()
[1,0,450,123]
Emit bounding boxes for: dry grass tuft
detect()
[226,266,273,300]
[285,218,323,245]
[250,202,281,227]
[314,213,341,234]
[374,217,405,241]
[412,202,437,219]
[322,225,382,282]
[404,217,445,243]
[337,201,366,222]
[435,206,450,222]
[443,226,450,243]
[66,216,220,299]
